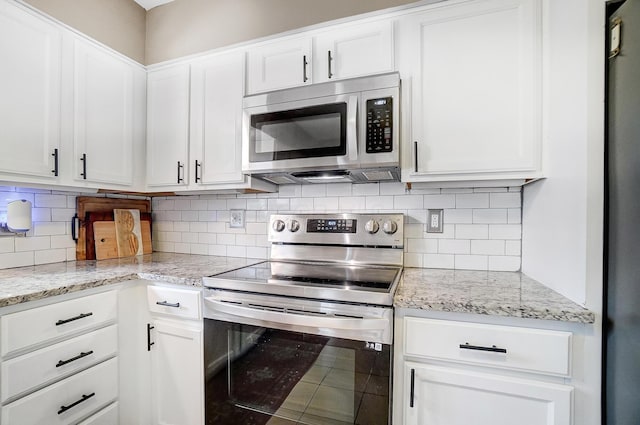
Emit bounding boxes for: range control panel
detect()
[307,218,357,233]
[269,213,404,248]
[365,97,393,153]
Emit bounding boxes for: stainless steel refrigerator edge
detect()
[604,0,640,423]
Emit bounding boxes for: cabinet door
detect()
[151,320,203,425]
[404,363,572,425]
[147,65,190,187]
[313,20,394,84]
[399,0,541,181]
[246,37,311,94]
[190,51,244,184]
[72,38,134,186]
[0,2,61,179]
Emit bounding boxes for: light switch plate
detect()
[427,209,443,233]
[229,210,245,228]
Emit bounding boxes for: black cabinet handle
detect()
[52,148,59,176]
[328,50,333,79]
[56,350,94,368]
[156,300,180,308]
[195,160,201,183]
[459,342,507,354]
[410,368,415,408]
[414,141,418,172]
[71,214,79,243]
[56,312,93,326]
[147,323,155,351]
[303,55,308,83]
[177,161,184,183]
[80,153,87,180]
[58,392,95,415]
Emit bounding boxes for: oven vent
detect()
[362,170,395,181]
[248,303,285,313]
[261,175,298,185]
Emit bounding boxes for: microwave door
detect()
[242,94,358,174]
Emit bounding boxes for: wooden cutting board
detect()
[86,211,152,260]
[76,196,151,260]
[94,220,152,260]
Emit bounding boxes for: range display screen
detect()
[307,218,357,233]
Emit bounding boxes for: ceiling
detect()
[133,0,175,11]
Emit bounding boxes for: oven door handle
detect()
[205,297,389,332]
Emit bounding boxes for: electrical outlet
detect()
[427,209,443,233]
[229,210,245,228]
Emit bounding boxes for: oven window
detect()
[204,319,390,425]
[249,103,347,162]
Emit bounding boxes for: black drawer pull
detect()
[147,323,155,351]
[58,392,95,415]
[409,368,415,408]
[459,342,507,354]
[56,312,93,326]
[56,350,94,368]
[156,301,180,308]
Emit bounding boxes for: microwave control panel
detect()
[366,97,393,153]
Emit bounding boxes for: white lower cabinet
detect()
[1,357,118,425]
[77,401,119,425]
[395,316,574,425]
[404,363,572,425]
[150,319,203,425]
[147,284,204,425]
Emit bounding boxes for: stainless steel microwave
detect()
[242,73,400,184]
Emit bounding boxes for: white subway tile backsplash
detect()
[174,222,190,232]
[268,198,290,211]
[314,197,340,211]
[505,240,522,256]
[174,243,190,254]
[227,199,247,210]
[488,256,521,271]
[217,233,236,245]
[51,208,75,222]
[33,222,67,237]
[227,245,247,257]
[236,234,257,246]
[198,233,216,244]
[424,254,455,269]
[0,238,15,253]
[489,224,522,240]
[352,183,379,196]
[339,197,366,210]
[247,246,268,259]
[454,255,488,270]
[181,211,198,221]
[209,245,227,256]
[34,194,66,208]
[207,222,225,233]
[394,195,423,209]
[246,199,267,211]
[189,222,208,233]
[290,198,314,211]
[366,196,394,210]
[302,184,327,197]
[174,199,191,210]
[404,223,424,239]
[472,209,508,224]
[407,238,438,254]
[198,211,217,221]
[50,235,75,249]
[455,224,488,240]
[190,244,208,255]
[508,208,522,224]
[0,252,34,269]
[35,249,67,265]
[423,194,456,209]
[443,209,472,224]
[438,239,470,255]
[490,192,521,208]
[208,199,227,210]
[278,184,302,198]
[182,233,199,244]
[246,222,267,235]
[403,252,423,268]
[379,182,406,195]
[325,183,350,197]
[32,208,51,222]
[471,240,505,255]
[15,236,50,252]
[191,200,208,211]
[456,193,489,209]
[425,223,455,239]
[441,188,473,194]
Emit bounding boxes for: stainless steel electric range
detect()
[202,213,404,425]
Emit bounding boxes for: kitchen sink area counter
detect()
[0,253,257,308]
[396,268,595,323]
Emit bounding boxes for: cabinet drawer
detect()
[404,318,571,376]
[147,285,201,319]
[1,325,118,402]
[1,357,118,425]
[1,291,117,357]
[77,401,118,425]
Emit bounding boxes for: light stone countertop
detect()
[396,268,595,323]
[0,253,258,308]
[0,255,595,324]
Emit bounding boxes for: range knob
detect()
[288,220,300,232]
[365,219,379,234]
[383,220,398,235]
[272,219,285,232]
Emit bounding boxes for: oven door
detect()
[242,94,359,174]
[203,294,392,425]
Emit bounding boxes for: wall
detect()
[23,0,146,64]
[145,0,424,64]
[152,182,523,271]
[0,186,147,269]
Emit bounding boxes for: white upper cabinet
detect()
[190,50,245,185]
[0,1,61,180]
[397,0,542,183]
[146,64,190,187]
[313,20,394,84]
[246,37,312,94]
[246,19,394,94]
[71,38,135,186]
